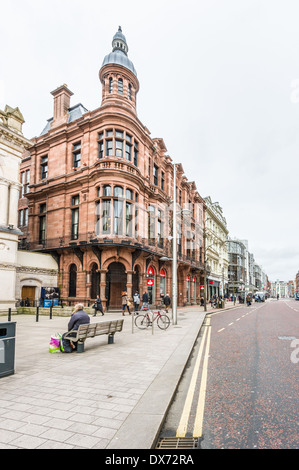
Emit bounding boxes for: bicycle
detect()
[135,309,170,330]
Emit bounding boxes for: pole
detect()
[204,267,207,312]
[172,163,177,325]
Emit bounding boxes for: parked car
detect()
[295,293,299,301]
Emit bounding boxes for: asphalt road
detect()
[158,299,299,449]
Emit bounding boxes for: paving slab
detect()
[0,303,241,449]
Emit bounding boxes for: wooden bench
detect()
[64,319,124,353]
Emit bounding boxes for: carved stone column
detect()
[0,180,9,226]
[126,270,134,300]
[99,269,107,310]
[8,184,20,228]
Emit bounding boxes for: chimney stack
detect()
[51,84,73,126]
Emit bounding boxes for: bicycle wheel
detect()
[135,314,150,329]
[157,314,170,330]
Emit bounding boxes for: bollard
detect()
[8,308,11,322]
[36,306,39,322]
[50,303,53,320]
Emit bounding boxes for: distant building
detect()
[287,280,295,297]
[204,197,229,299]
[0,105,58,310]
[271,280,288,298]
[227,238,247,297]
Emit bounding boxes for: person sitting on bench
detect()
[62,303,90,353]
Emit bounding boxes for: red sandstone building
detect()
[18,27,205,309]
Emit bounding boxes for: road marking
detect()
[176,319,210,438]
[236,318,240,321]
[217,328,225,333]
[228,322,234,326]
[193,324,212,438]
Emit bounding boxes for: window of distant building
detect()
[18,208,28,227]
[148,205,155,244]
[20,170,30,197]
[71,195,79,240]
[41,155,48,180]
[153,164,159,186]
[39,203,46,244]
[72,142,81,168]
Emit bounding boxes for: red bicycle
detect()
[135,309,170,330]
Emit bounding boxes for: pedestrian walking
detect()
[163,293,171,312]
[133,291,140,313]
[121,291,131,315]
[93,295,104,316]
[141,291,149,311]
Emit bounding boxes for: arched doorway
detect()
[21,286,36,306]
[90,263,100,299]
[106,262,127,309]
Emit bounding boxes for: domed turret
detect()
[99,27,139,114]
[101,26,137,77]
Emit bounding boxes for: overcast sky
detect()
[1,0,299,282]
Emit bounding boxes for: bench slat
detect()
[66,319,124,343]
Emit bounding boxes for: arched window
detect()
[69,264,77,297]
[126,189,133,200]
[128,84,132,100]
[114,186,123,197]
[118,78,123,94]
[103,185,111,196]
[109,77,113,93]
[160,268,166,297]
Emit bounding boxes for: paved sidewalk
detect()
[0,302,241,449]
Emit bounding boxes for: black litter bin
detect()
[0,322,16,378]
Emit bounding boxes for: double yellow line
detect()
[176,317,212,438]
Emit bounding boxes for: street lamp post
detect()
[172,163,178,325]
